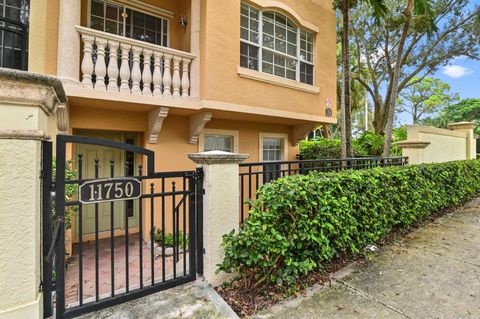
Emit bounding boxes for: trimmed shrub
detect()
[218,160,480,289]
[299,138,365,159]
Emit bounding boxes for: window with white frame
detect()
[262,137,283,161]
[89,0,169,47]
[240,2,314,85]
[204,135,234,153]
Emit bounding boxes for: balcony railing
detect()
[76,26,195,99]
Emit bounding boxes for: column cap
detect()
[188,151,249,164]
[396,140,431,149]
[447,122,477,130]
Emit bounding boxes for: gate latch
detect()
[45,217,64,262]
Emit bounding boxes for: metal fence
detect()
[239,156,409,223]
[44,135,203,319]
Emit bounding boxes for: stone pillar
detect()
[188,151,249,286]
[448,122,477,160]
[189,0,201,99]
[0,70,66,319]
[397,140,431,164]
[56,0,81,83]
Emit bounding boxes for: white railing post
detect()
[131,46,143,95]
[152,51,163,96]
[142,49,153,96]
[107,40,119,91]
[75,27,196,98]
[94,38,107,91]
[162,54,172,98]
[80,34,94,88]
[119,43,131,93]
[181,58,191,99]
[172,56,182,99]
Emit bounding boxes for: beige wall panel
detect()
[29,0,60,74]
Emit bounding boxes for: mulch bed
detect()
[215,201,468,317]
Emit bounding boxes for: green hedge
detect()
[218,160,480,288]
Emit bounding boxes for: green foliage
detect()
[218,160,480,289]
[52,158,78,230]
[422,99,480,135]
[300,130,408,159]
[299,138,365,159]
[154,229,189,249]
[355,131,384,155]
[397,77,459,124]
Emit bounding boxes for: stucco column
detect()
[188,151,249,286]
[397,140,431,164]
[448,122,477,160]
[56,0,81,83]
[189,0,200,99]
[0,70,66,319]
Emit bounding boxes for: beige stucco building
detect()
[5,0,336,242]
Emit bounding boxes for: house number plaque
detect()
[79,178,142,204]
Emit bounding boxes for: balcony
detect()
[76,26,195,99]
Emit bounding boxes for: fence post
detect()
[0,70,66,319]
[448,122,477,160]
[188,151,249,286]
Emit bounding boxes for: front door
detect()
[75,131,139,237]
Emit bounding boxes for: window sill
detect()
[237,67,320,94]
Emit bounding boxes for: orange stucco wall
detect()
[69,103,299,238]
[200,0,337,118]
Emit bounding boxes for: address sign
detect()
[79,178,142,204]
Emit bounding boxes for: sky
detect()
[397,56,480,125]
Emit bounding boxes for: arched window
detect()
[240,2,314,85]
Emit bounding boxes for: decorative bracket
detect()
[56,103,69,134]
[148,106,169,144]
[291,124,317,146]
[189,111,212,144]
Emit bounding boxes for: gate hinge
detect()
[202,189,205,195]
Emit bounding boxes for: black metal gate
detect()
[42,135,203,318]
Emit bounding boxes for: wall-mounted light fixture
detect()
[179,15,188,28]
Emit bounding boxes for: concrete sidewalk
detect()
[77,278,238,319]
[254,197,480,319]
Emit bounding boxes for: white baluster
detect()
[107,40,119,91]
[81,34,94,88]
[152,51,163,96]
[142,49,153,96]
[131,46,142,95]
[119,43,131,93]
[172,56,182,99]
[162,54,172,98]
[181,58,191,99]
[94,38,107,90]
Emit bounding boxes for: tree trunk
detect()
[383,0,413,156]
[341,1,353,158]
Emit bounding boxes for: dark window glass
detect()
[0,0,29,70]
[125,137,135,218]
[300,62,313,85]
[240,42,258,70]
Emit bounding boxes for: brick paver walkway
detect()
[65,235,187,306]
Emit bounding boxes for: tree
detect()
[349,0,480,154]
[397,77,459,123]
[422,98,480,135]
[334,0,387,158]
